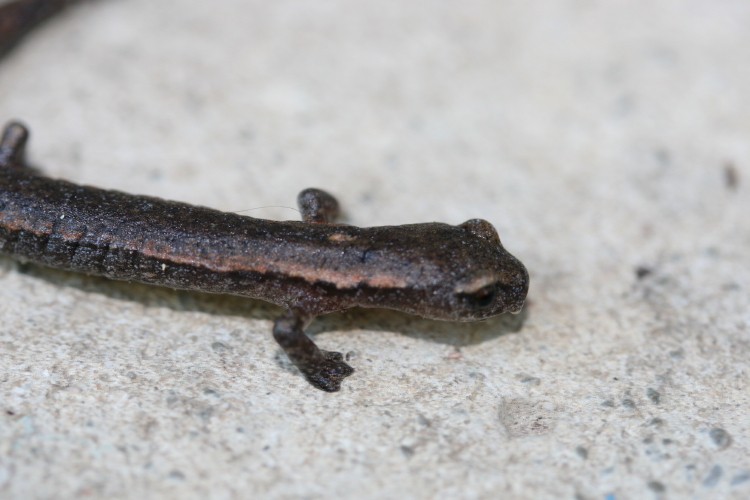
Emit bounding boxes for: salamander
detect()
[0,0,529,391]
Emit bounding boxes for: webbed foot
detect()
[304,350,354,392]
[273,308,354,392]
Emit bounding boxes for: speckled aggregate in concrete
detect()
[0,1,749,499]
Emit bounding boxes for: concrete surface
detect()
[0,0,749,499]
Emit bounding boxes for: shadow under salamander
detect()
[2,257,528,348]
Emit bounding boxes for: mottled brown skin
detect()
[0,0,529,391]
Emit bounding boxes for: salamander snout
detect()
[455,217,528,315]
[501,262,530,315]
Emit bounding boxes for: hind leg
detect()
[0,122,29,167]
[297,188,340,223]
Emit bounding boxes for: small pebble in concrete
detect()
[647,481,666,492]
[731,471,750,486]
[445,350,462,360]
[703,465,722,487]
[167,470,185,481]
[669,349,684,360]
[635,266,652,279]
[725,162,739,190]
[197,407,213,421]
[647,388,660,404]
[709,428,731,449]
[575,446,588,459]
[654,149,670,165]
[211,342,227,352]
[621,399,636,409]
[416,414,431,427]
[166,393,179,407]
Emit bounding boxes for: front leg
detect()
[273,308,354,392]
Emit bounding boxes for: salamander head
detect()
[447,219,529,320]
[320,218,527,321]
[386,218,528,322]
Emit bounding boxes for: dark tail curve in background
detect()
[0,0,80,58]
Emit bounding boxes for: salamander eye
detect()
[459,219,501,246]
[454,270,499,311]
[460,282,498,310]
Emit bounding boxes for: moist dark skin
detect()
[0,0,529,392]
